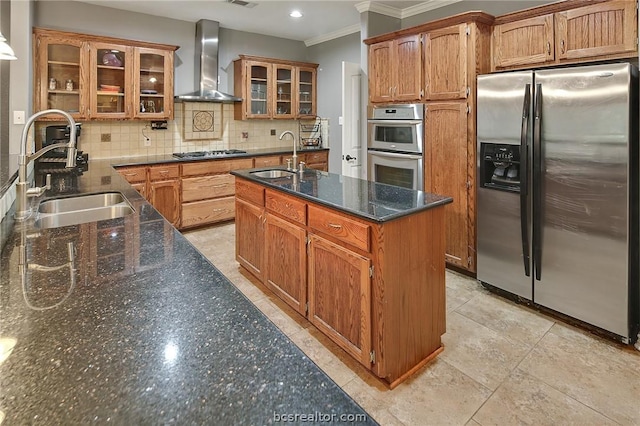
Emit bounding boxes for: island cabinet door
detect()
[264,213,307,315]
[149,179,180,227]
[307,234,372,368]
[235,198,265,281]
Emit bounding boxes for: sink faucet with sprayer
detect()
[15,109,78,221]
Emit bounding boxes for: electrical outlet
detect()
[144,137,151,147]
[270,129,276,136]
[242,132,249,139]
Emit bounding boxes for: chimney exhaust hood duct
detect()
[175,19,241,103]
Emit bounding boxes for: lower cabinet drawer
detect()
[236,178,265,206]
[181,196,235,228]
[308,204,370,252]
[118,166,147,183]
[265,189,306,225]
[182,174,235,202]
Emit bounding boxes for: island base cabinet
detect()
[235,198,265,281]
[265,213,307,316]
[308,234,372,368]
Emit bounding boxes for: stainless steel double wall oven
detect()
[367,104,424,190]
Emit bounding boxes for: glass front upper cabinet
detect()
[297,67,316,117]
[37,36,88,120]
[274,64,294,119]
[134,48,174,119]
[248,62,270,118]
[90,43,131,119]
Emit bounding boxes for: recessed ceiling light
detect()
[289,10,303,18]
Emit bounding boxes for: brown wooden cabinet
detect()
[424,24,469,100]
[149,164,181,227]
[33,27,178,121]
[308,233,371,367]
[492,0,638,71]
[235,179,266,281]
[555,1,637,61]
[369,34,422,103]
[234,55,318,120]
[298,151,329,172]
[235,176,448,388]
[253,155,282,168]
[492,14,555,69]
[180,158,253,229]
[265,213,307,315]
[424,101,473,270]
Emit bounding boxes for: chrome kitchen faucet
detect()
[279,130,298,172]
[15,109,77,220]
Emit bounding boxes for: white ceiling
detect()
[67,1,457,45]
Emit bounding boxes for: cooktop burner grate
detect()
[173,149,247,159]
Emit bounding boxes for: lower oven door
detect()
[367,150,423,191]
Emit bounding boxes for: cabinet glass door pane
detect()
[250,64,268,115]
[298,70,313,115]
[47,43,81,114]
[275,66,292,116]
[139,53,165,114]
[96,47,126,114]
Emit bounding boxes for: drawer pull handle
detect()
[327,223,342,229]
[159,170,170,174]
[124,173,137,176]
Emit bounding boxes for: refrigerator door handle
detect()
[520,84,531,277]
[533,83,543,281]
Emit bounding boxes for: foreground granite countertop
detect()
[232,167,453,222]
[0,159,375,424]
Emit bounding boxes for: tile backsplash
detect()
[36,103,307,159]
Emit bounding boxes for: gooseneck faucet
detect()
[279,130,297,172]
[15,109,77,221]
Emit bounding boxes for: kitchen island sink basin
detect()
[250,169,296,179]
[35,192,134,229]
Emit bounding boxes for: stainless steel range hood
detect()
[175,19,241,103]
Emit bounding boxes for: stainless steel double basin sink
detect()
[250,169,296,179]
[35,192,134,229]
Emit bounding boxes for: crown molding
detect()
[355,1,402,18]
[307,1,464,47]
[305,23,360,47]
[401,0,464,18]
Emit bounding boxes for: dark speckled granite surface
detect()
[0,159,376,424]
[232,167,453,222]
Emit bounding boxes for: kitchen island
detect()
[232,166,453,388]
[0,159,375,424]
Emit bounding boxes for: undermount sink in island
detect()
[231,166,453,388]
[0,159,374,423]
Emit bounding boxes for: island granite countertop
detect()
[0,159,375,424]
[232,166,453,223]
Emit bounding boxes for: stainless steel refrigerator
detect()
[476,63,639,343]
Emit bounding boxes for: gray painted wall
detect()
[307,32,361,173]
[402,0,555,27]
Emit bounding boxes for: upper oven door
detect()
[367,119,423,153]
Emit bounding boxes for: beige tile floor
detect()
[184,222,640,425]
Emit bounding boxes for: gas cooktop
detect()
[173,149,247,159]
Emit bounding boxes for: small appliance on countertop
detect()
[37,123,89,194]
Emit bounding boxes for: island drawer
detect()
[236,178,265,206]
[149,164,179,181]
[118,166,147,183]
[308,205,370,252]
[265,189,306,225]
[183,174,235,202]
[183,158,253,176]
[181,196,236,228]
